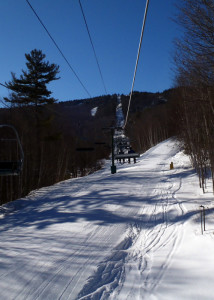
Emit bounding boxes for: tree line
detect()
[173,0,214,192]
[121,90,177,154]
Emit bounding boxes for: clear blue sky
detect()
[0,0,180,103]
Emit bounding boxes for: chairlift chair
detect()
[115,144,140,164]
[114,152,140,160]
[76,147,95,152]
[0,125,24,176]
[94,142,106,145]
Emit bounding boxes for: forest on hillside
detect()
[121,90,177,153]
[0,89,176,205]
[0,64,176,206]
[0,50,118,205]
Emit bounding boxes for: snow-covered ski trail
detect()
[84,140,185,300]
[1,139,214,299]
[115,95,124,128]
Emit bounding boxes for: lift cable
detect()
[123,0,150,129]
[79,0,108,95]
[26,0,91,98]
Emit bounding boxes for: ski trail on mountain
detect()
[116,95,124,128]
[76,140,185,300]
[111,156,185,300]
[1,139,205,300]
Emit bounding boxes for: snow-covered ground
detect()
[116,95,124,128]
[0,139,214,299]
[91,107,98,117]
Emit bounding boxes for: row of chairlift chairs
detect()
[0,125,139,176]
[114,135,140,164]
[75,126,140,165]
[75,136,140,165]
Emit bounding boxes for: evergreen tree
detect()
[4,49,60,106]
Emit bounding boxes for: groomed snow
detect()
[0,139,214,299]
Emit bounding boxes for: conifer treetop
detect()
[4,49,60,106]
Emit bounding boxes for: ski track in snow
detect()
[0,138,212,300]
[75,141,186,300]
[107,146,186,300]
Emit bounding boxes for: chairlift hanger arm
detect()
[76,147,95,151]
[0,125,24,163]
[0,125,24,175]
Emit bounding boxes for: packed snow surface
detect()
[0,139,214,299]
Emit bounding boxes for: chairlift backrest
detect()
[115,153,140,159]
[94,142,106,145]
[76,147,95,152]
[0,125,24,176]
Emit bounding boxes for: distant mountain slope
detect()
[54,89,175,146]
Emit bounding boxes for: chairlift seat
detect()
[0,161,22,175]
[0,125,24,176]
[76,147,95,151]
[115,153,140,159]
[94,142,106,145]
